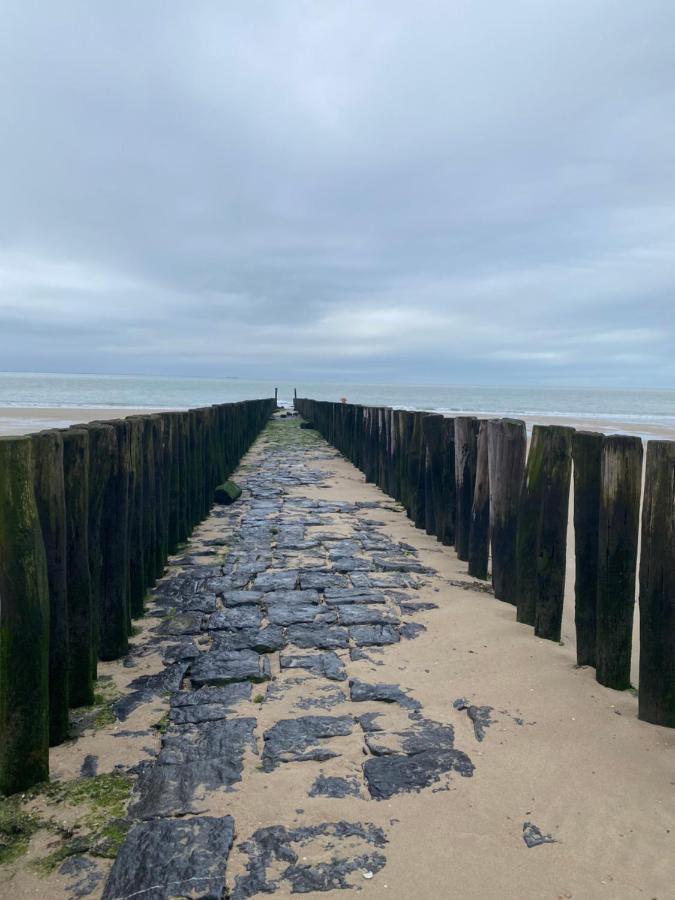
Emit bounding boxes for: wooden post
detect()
[127,417,146,618]
[0,437,50,794]
[515,425,547,626]
[438,417,456,546]
[533,426,573,641]
[488,418,526,603]
[422,414,444,537]
[638,440,675,726]
[454,417,479,561]
[62,427,95,707]
[274,387,278,407]
[293,388,297,409]
[99,419,130,660]
[468,420,490,579]
[32,430,69,746]
[571,431,603,666]
[81,422,115,675]
[596,435,643,690]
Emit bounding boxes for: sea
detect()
[1,372,675,439]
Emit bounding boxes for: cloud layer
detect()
[1,1,674,385]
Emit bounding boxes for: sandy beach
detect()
[1,416,671,899]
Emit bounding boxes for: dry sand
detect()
[1,421,672,900]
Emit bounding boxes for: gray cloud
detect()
[1,0,674,385]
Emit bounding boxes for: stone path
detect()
[101,416,480,898]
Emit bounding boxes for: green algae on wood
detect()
[0,436,50,795]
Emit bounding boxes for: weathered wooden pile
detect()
[295,399,674,730]
[0,399,274,795]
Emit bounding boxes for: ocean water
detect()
[1,372,675,435]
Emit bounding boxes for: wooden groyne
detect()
[0,398,274,795]
[295,398,675,729]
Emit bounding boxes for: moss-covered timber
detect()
[0,436,50,794]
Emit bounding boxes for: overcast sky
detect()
[1,1,674,386]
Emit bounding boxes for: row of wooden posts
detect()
[0,398,275,796]
[295,398,674,729]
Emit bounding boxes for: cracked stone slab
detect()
[363,748,474,799]
[205,606,263,631]
[212,625,286,654]
[349,624,401,646]
[102,815,235,900]
[324,588,387,606]
[233,821,387,898]
[170,683,252,724]
[223,590,265,607]
[253,570,300,591]
[280,652,347,682]
[336,605,400,626]
[286,624,350,650]
[189,649,271,687]
[349,679,421,710]
[129,718,257,818]
[262,715,354,770]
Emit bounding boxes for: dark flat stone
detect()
[349,679,420,710]
[299,571,350,591]
[212,625,286,654]
[324,588,386,606]
[190,649,271,687]
[253,570,300,592]
[287,624,350,650]
[170,683,252,724]
[102,815,235,900]
[349,624,400,646]
[280,652,347,682]
[129,718,257,818]
[262,715,354,770]
[400,622,426,640]
[156,611,204,636]
[337,605,399,626]
[223,590,265,607]
[523,821,557,848]
[267,602,333,627]
[205,606,263,631]
[363,748,474,799]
